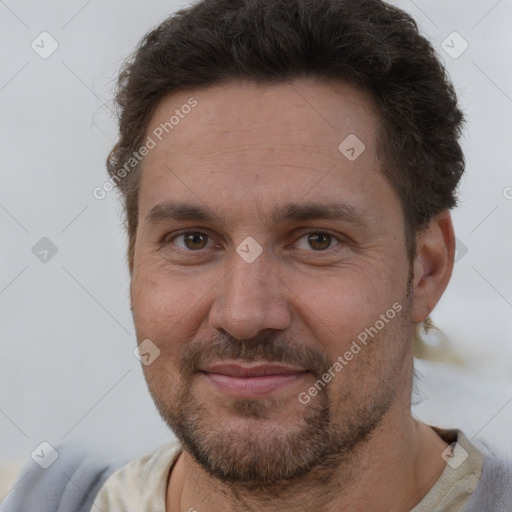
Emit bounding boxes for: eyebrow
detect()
[144,200,369,229]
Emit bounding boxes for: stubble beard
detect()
[146,314,412,491]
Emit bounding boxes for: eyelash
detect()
[161,229,345,253]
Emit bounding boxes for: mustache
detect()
[179,333,331,378]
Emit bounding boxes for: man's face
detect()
[131,78,415,485]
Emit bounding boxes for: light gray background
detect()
[1,0,511,466]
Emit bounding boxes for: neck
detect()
[167,404,449,512]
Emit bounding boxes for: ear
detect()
[412,210,455,324]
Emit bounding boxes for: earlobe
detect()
[411,211,455,324]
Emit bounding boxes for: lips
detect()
[202,362,306,377]
[200,362,308,398]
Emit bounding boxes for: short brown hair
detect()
[107,0,465,272]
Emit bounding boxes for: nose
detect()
[209,251,292,340]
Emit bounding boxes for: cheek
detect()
[287,265,401,351]
[131,266,211,357]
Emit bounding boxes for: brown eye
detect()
[295,232,337,251]
[308,233,332,250]
[174,232,211,251]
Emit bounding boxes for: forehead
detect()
[138,78,401,230]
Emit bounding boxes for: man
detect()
[2,0,511,511]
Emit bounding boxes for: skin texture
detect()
[130,78,455,511]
